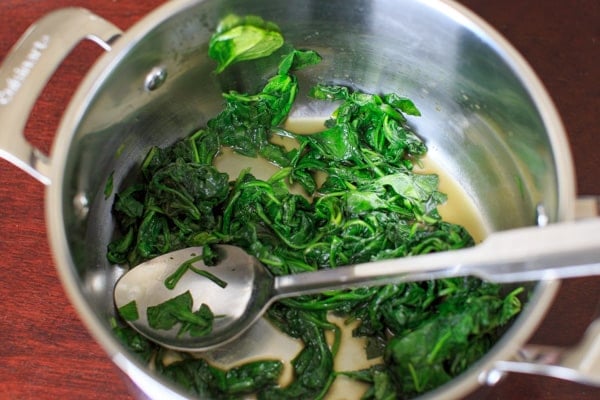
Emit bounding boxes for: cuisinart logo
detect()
[0,35,50,106]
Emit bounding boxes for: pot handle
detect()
[0,8,122,185]
[485,319,600,387]
[482,196,600,387]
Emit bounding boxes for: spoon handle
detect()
[272,219,600,298]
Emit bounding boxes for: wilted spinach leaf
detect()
[147,291,215,338]
[209,14,284,73]
[117,300,139,322]
[160,357,283,398]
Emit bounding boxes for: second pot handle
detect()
[482,196,600,387]
[0,8,122,185]
[482,319,600,387]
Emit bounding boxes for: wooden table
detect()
[0,0,598,399]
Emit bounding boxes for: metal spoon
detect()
[114,218,600,352]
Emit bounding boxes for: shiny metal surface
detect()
[0,0,586,399]
[0,8,122,185]
[114,245,275,352]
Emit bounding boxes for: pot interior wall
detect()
[57,0,564,398]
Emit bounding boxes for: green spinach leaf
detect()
[146,291,216,338]
[209,14,284,73]
[117,300,139,322]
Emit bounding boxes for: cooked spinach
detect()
[164,253,228,290]
[108,14,523,400]
[159,357,284,398]
[147,291,216,338]
[110,317,155,363]
[117,300,139,322]
[207,48,320,163]
[209,14,285,73]
[383,284,523,396]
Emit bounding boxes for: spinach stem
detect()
[164,255,228,290]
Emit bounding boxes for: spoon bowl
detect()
[114,245,275,351]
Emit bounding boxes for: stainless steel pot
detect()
[1,0,598,399]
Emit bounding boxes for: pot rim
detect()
[45,0,575,399]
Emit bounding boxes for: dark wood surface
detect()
[0,0,598,399]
